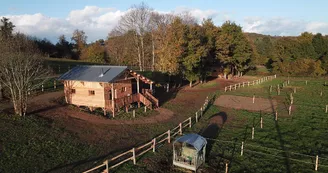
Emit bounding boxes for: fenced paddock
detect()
[198,76,328,173]
[82,75,328,173]
[83,95,214,173]
[96,75,328,173]
[214,95,278,112]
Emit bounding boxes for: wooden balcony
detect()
[105,92,159,111]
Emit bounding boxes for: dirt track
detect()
[214,95,277,112]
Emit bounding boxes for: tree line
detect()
[3,3,328,85]
[29,3,328,81]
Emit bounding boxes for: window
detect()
[89,90,95,96]
[122,87,127,92]
[71,89,76,94]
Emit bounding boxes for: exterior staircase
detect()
[111,92,159,111]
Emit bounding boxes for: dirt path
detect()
[214,95,277,112]
[42,106,174,125]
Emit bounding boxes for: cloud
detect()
[2,6,328,43]
[242,17,328,36]
[2,6,125,43]
[173,7,231,24]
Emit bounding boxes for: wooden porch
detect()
[105,91,159,113]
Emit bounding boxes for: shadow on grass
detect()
[199,112,227,159]
[268,89,292,173]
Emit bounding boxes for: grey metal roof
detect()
[175,133,207,152]
[58,65,128,82]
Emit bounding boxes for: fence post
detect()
[315,155,319,171]
[260,117,263,129]
[240,141,244,156]
[253,94,255,104]
[167,130,171,143]
[275,111,278,121]
[179,123,182,135]
[306,80,308,85]
[189,117,192,128]
[200,107,203,116]
[153,138,156,152]
[144,106,147,112]
[42,84,44,92]
[132,148,136,165]
[196,112,198,122]
[133,110,136,118]
[54,80,56,89]
[105,160,109,173]
[252,127,254,139]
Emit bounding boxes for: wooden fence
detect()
[83,95,213,173]
[224,74,277,92]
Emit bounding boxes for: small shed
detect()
[173,133,207,171]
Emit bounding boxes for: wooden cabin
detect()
[58,65,159,117]
[173,133,207,172]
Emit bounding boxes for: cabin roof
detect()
[175,133,207,151]
[58,65,127,82]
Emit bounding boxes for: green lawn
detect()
[115,77,328,173]
[0,114,98,173]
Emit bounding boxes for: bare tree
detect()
[116,2,153,71]
[0,34,50,116]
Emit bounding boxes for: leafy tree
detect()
[216,21,252,77]
[201,18,220,80]
[183,24,208,87]
[81,41,107,63]
[297,32,317,59]
[71,29,87,59]
[56,35,74,59]
[155,17,187,75]
[0,17,15,40]
[312,33,328,58]
[254,36,275,65]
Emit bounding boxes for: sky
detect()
[1,0,327,43]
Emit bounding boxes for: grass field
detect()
[114,77,328,173]
[45,58,100,75]
[0,114,98,173]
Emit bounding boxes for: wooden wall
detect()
[64,80,105,108]
[114,80,133,98]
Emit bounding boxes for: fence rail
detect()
[83,95,212,173]
[224,74,277,92]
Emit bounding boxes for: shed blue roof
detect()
[58,65,127,82]
[175,133,207,151]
